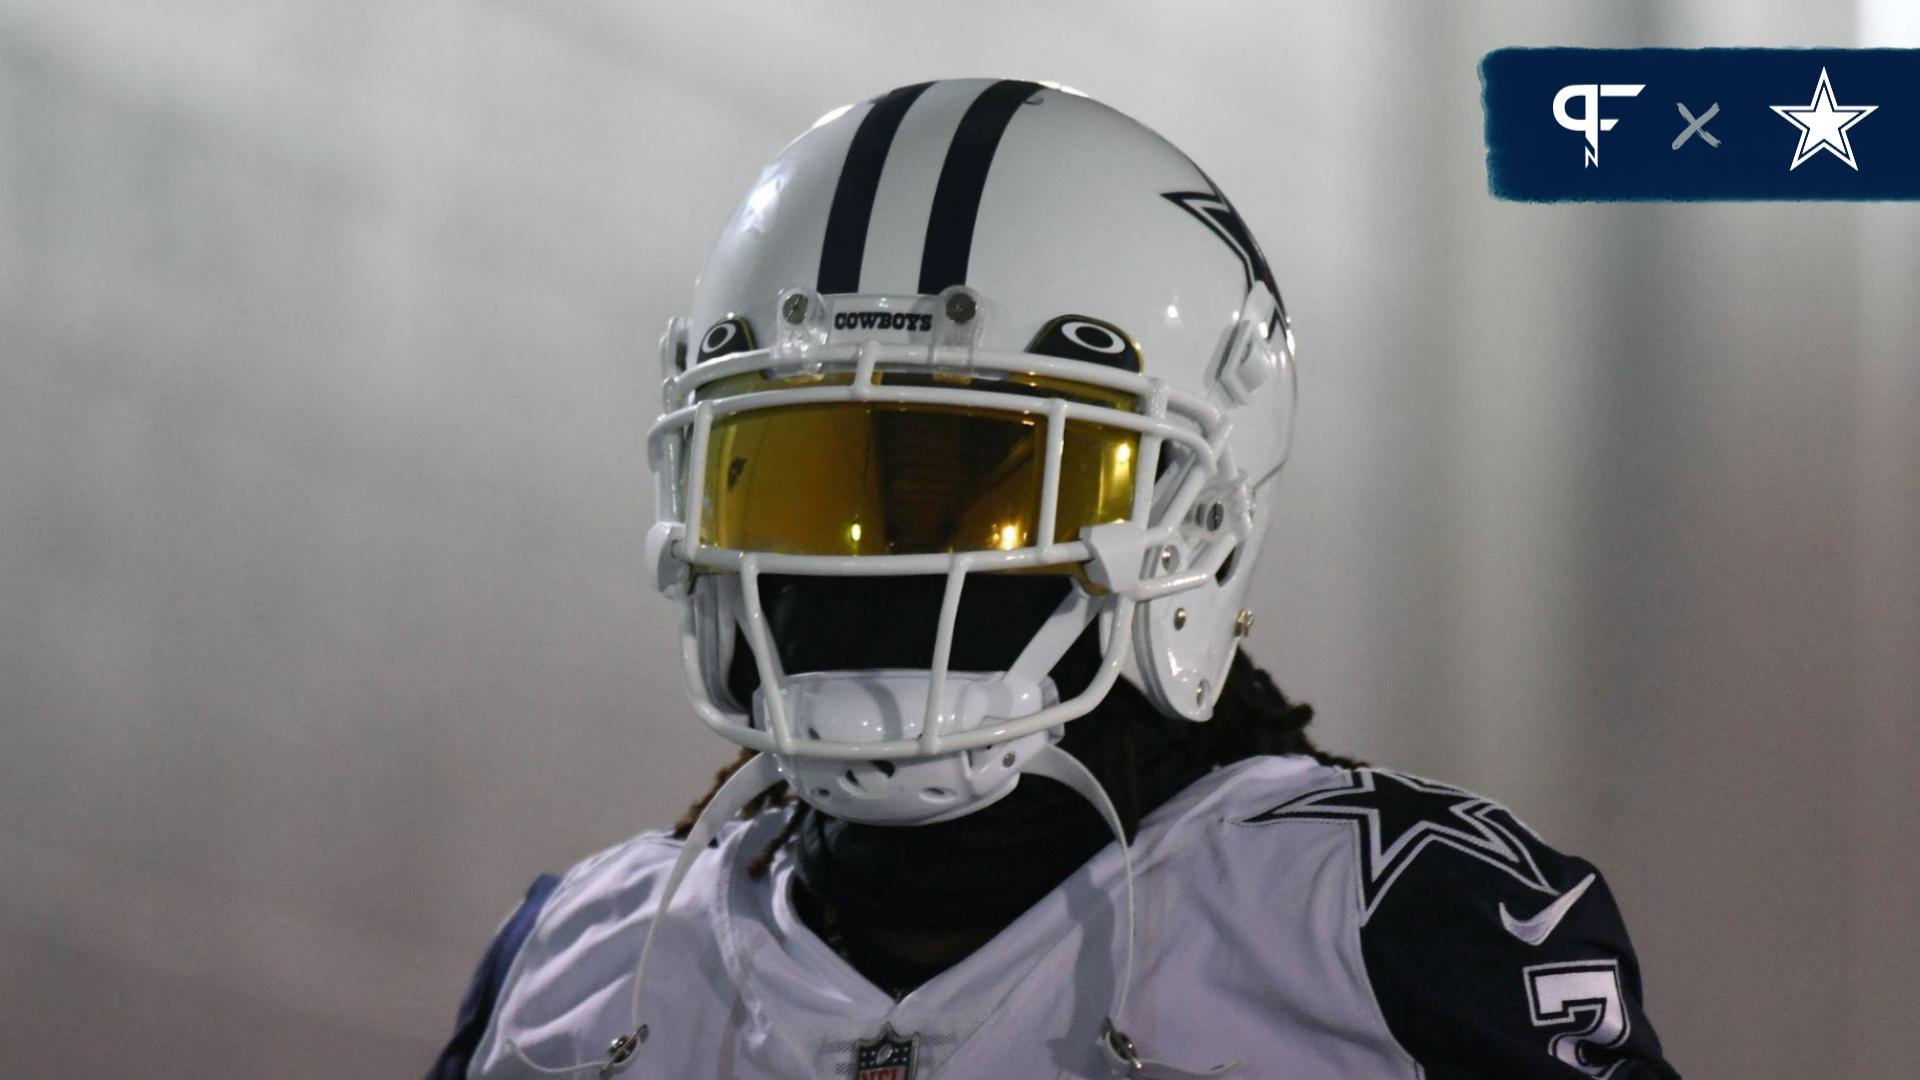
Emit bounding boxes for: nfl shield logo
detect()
[853,1023,917,1080]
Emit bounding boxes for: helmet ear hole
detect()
[1215,547,1240,585]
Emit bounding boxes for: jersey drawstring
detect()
[504,752,784,1077]
[505,746,1238,1078]
[1024,745,1242,1079]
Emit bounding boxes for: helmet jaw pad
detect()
[759,669,1057,825]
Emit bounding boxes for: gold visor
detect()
[694,374,1139,557]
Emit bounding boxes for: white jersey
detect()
[438,756,1676,1079]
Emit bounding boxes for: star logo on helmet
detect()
[1162,183,1284,339]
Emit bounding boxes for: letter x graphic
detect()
[1673,102,1720,149]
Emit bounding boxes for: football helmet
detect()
[646,78,1295,828]
[498,78,1288,1080]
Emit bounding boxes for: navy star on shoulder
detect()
[1243,767,1681,1078]
[1240,768,1553,920]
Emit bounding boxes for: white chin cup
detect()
[755,670,1059,825]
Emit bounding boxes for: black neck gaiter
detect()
[791,683,1211,934]
[742,572,1214,976]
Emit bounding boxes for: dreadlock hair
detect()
[672,649,1361,879]
[1191,651,1365,772]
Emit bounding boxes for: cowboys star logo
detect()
[1161,181,1287,341]
[1239,768,1556,921]
[853,1023,918,1080]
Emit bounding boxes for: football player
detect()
[429,79,1679,1079]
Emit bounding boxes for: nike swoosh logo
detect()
[1499,872,1596,946]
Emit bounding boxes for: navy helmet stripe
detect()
[818,82,933,295]
[917,79,1041,295]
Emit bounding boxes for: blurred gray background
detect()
[3,2,1916,1077]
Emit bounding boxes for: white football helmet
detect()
[646,78,1295,828]
[496,78,1294,1080]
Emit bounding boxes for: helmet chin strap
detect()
[1023,746,1242,1080]
[506,747,1238,1078]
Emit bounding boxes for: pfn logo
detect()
[1552,83,1645,167]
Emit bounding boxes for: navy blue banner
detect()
[1483,48,1920,201]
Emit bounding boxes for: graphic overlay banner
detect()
[1483,48,1920,201]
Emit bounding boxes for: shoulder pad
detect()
[1236,766,1562,922]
